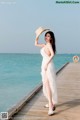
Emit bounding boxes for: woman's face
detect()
[45,33,51,42]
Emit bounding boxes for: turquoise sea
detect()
[0,53,79,112]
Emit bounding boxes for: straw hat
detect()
[35,26,50,37]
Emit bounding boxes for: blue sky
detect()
[0,0,80,53]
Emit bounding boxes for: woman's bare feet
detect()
[48,103,55,115]
[44,104,49,108]
[44,103,56,110]
[48,109,55,115]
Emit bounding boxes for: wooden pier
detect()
[8,62,80,120]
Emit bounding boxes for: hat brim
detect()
[36,28,50,37]
[41,29,50,33]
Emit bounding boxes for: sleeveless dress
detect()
[40,47,58,105]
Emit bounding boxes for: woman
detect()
[35,30,58,115]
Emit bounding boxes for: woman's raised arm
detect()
[34,36,45,48]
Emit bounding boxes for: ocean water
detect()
[0,53,79,112]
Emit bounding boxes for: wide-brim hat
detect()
[35,26,50,37]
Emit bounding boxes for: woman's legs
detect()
[41,70,55,109]
[44,71,54,110]
[45,79,53,110]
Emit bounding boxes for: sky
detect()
[0,0,80,54]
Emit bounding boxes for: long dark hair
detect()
[45,31,56,55]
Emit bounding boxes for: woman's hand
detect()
[35,35,39,40]
[44,64,48,71]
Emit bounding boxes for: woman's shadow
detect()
[55,98,80,114]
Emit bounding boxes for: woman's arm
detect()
[34,36,45,48]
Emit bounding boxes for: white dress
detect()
[40,47,58,105]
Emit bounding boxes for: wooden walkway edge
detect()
[7,62,69,120]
